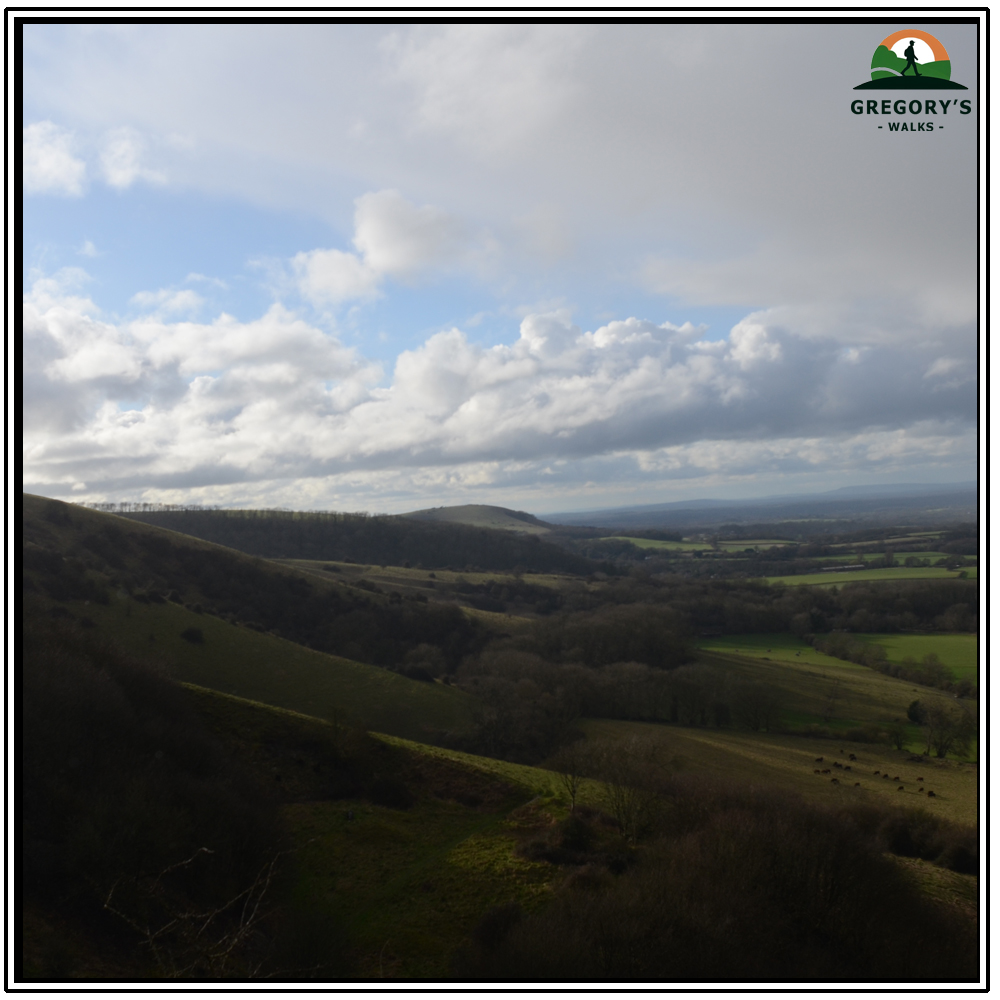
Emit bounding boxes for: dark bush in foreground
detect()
[455,778,978,983]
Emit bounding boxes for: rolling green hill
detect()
[22,494,477,740]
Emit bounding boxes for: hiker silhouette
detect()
[900,40,921,76]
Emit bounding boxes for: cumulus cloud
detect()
[290,248,380,306]
[291,189,488,307]
[99,126,166,188]
[22,279,975,504]
[23,121,86,195]
[353,189,467,278]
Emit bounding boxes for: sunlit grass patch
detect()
[766,567,967,586]
[851,632,978,682]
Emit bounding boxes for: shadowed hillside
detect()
[107,507,593,574]
[22,495,478,739]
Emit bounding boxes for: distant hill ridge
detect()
[542,483,977,530]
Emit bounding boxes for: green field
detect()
[766,566,969,586]
[717,538,793,550]
[852,633,978,682]
[697,632,849,667]
[603,537,704,551]
[699,632,978,683]
[75,593,475,740]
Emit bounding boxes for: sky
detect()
[21,20,981,515]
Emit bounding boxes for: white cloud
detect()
[22,281,975,504]
[99,127,166,188]
[386,24,586,156]
[78,240,100,257]
[291,248,380,306]
[23,121,86,196]
[292,189,487,307]
[353,189,467,279]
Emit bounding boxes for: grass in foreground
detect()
[182,686,584,979]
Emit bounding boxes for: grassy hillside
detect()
[852,632,978,682]
[176,687,599,980]
[22,495,477,740]
[581,718,978,827]
[61,591,474,740]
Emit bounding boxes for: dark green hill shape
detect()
[870,46,951,82]
[403,503,554,535]
[855,77,968,90]
[114,506,593,574]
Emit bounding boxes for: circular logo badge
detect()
[871,30,951,82]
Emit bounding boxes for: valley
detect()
[20,494,980,983]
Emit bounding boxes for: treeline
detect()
[454,650,785,763]
[554,572,978,636]
[115,508,596,575]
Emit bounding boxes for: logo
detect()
[855,29,967,89]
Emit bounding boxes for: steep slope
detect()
[22,494,475,739]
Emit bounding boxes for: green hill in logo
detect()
[871,44,951,81]
[855,32,968,90]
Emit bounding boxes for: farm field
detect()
[698,632,978,682]
[697,648,943,727]
[697,632,847,666]
[851,633,978,682]
[72,592,475,740]
[602,537,705,551]
[717,538,793,550]
[765,566,969,586]
[581,718,979,827]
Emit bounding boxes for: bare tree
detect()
[103,847,294,980]
[550,740,588,814]
[592,737,659,842]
